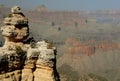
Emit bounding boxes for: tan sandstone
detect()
[0,6,60,81]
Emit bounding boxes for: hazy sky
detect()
[0,0,120,11]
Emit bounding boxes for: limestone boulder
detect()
[11,6,22,14]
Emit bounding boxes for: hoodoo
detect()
[0,6,60,81]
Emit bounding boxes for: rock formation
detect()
[0,6,60,81]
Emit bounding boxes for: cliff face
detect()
[65,38,119,56]
[0,6,60,81]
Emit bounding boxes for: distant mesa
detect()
[35,5,49,12]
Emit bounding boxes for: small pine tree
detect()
[51,21,55,26]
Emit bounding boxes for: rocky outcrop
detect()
[22,41,59,81]
[1,6,29,43]
[0,6,60,81]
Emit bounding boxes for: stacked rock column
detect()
[0,6,29,81]
[0,6,60,81]
[34,41,60,81]
[1,6,29,44]
[22,41,60,81]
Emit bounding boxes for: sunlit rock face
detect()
[1,6,29,43]
[0,6,60,81]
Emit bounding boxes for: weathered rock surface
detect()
[0,6,60,81]
[1,6,29,43]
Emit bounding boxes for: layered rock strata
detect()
[0,6,60,81]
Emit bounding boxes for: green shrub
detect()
[8,13,13,17]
